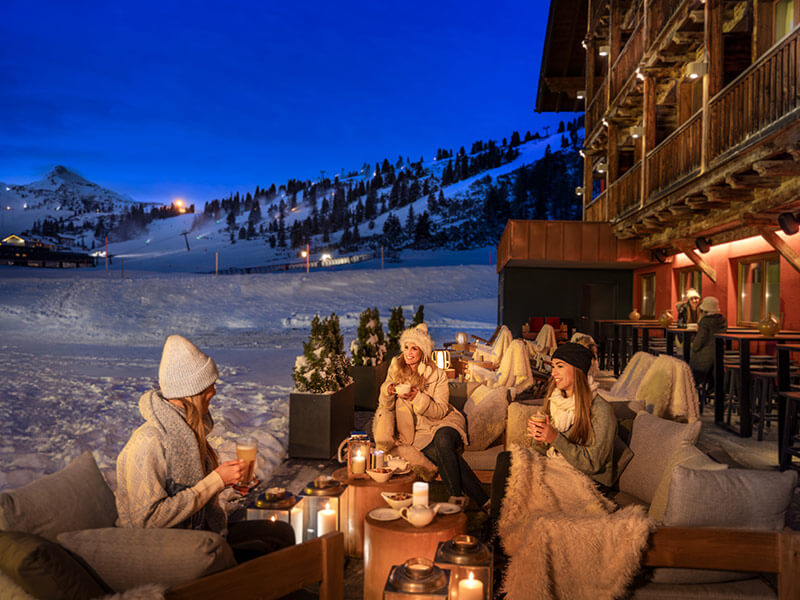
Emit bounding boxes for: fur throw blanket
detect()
[469,339,533,399]
[473,325,513,366]
[634,354,699,423]
[498,446,654,600]
[600,351,656,403]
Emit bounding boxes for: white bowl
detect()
[381,491,413,510]
[366,468,393,483]
[386,456,409,471]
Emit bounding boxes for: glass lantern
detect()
[434,535,492,600]
[299,475,346,541]
[345,431,372,480]
[455,332,469,346]
[247,489,305,545]
[433,349,455,379]
[384,557,451,600]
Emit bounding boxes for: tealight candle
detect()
[374,450,385,469]
[413,481,429,507]
[352,450,366,474]
[458,571,483,600]
[317,502,336,537]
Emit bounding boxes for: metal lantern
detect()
[434,535,492,600]
[345,431,372,479]
[384,557,451,600]
[432,350,451,370]
[299,475,346,541]
[247,489,305,545]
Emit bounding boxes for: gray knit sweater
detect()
[116,390,226,532]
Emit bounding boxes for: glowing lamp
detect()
[344,431,371,480]
[595,160,608,174]
[686,60,708,80]
[598,45,610,56]
[629,125,644,139]
[456,332,469,345]
[433,350,451,370]
[576,90,586,100]
[435,535,493,600]
[299,475,346,541]
[248,490,305,544]
[575,186,584,196]
[383,557,450,599]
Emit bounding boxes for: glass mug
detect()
[236,437,257,485]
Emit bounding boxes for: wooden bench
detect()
[165,532,344,600]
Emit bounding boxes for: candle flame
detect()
[356,450,362,458]
[270,515,276,522]
[325,502,330,511]
[468,571,475,581]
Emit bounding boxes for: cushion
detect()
[618,412,701,505]
[57,527,236,591]
[0,531,110,599]
[0,452,117,542]
[663,467,797,530]
[648,441,728,523]
[463,444,504,471]
[464,386,508,451]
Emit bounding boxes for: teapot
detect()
[628,308,641,321]
[758,313,780,337]
[400,503,440,527]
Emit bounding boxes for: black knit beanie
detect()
[551,342,593,375]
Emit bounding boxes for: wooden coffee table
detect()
[331,467,415,557]
[363,511,467,600]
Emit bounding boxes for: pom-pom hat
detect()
[685,288,700,300]
[551,342,594,375]
[399,323,434,359]
[158,334,219,399]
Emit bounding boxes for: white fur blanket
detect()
[473,325,513,365]
[600,351,656,403]
[535,323,558,356]
[634,354,699,423]
[469,339,533,399]
[498,446,654,600]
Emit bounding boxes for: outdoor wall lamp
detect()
[695,237,712,253]
[577,90,586,100]
[686,59,708,80]
[778,212,800,235]
[652,248,669,263]
[575,186,584,196]
[598,45,610,57]
[629,125,644,139]
[595,160,607,174]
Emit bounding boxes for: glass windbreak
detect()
[641,274,656,318]
[678,269,701,300]
[738,257,780,325]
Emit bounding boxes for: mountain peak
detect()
[46,165,91,186]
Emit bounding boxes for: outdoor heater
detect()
[383,557,451,600]
[434,535,492,600]
[247,488,304,544]
[299,475,346,541]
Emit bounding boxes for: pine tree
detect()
[293,314,353,393]
[405,205,416,236]
[387,306,405,356]
[412,305,424,326]
[350,307,387,367]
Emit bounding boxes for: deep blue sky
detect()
[1,0,560,205]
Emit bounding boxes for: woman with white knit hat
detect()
[373,323,489,509]
[116,334,294,562]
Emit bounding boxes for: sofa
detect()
[0,451,344,599]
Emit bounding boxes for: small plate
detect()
[391,467,411,476]
[369,507,401,521]
[434,502,461,514]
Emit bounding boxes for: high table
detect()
[631,323,669,355]
[714,332,800,437]
[777,344,800,469]
[665,327,697,362]
[609,320,659,377]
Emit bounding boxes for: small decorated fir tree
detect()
[387,306,405,356]
[350,307,387,367]
[293,313,354,393]
[412,305,425,326]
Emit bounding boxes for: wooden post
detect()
[608,122,619,186]
[609,0,621,67]
[702,0,724,171]
[641,75,656,207]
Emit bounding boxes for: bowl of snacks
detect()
[381,491,413,510]
[366,467,393,483]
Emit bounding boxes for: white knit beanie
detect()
[158,335,219,399]
[399,323,434,359]
[699,296,720,315]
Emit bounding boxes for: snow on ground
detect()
[0,252,498,493]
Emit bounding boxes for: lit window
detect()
[641,273,656,319]
[737,256,780,325]
[678,269,702,300]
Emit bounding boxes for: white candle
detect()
[458,571,483,600]
[352,451,366,474]
[374,450,385,469]
[317,502,336,537]
[413,481,429,507]
[291,505,304,544]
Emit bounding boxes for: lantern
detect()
[432,350,451,370]
[247,488,305,545]
[299,475,346,541]
[345,431,372,479]
[455,332,469,346]
[434,535,492,600]
[384,557,451,600]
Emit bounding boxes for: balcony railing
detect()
[645,110,702,198]
[647,0,684,46]
[586,79,608,136]
[591,0,609,32]
[611,22,644,101]
[608,162,642,217]
[585,189,608,222]
[709,27,800,160]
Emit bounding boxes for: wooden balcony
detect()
[609,162,642,217]
[585,189,608,222]
[646,0,685,47]
[645,109,702,199]
[610,22,644,102]
[709,27,800,161]
[586,78,608,138]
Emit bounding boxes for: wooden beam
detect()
[753,159,800,177]
[758,226,800,276]
[682,246,718,282]
[726,173,783,189]
[704,186,754,202]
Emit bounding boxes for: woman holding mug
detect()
[116,334,294,562]
[374,323,489,510]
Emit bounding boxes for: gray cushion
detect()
[57,527,237,591]
[0,452,117,542]
[663,467,797,530]
[618,412,701,505]
[463,387,508,451]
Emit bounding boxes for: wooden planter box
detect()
[348,360,390,410]
[289,383,355,459]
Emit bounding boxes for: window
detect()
[775,0,795,43]
[737,256,780,325]
[677,269,702,301]
[641,273,656,318]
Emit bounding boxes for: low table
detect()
[363,511,467,600]
[332,467,415,557]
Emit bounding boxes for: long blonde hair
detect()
[171,391,219,474]
[542,365,594,445]
[387,350,433,390]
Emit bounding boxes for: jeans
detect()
[422,426,489,506]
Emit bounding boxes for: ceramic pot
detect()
[658,309,674,328]
[758,313,780,337]
[628,308,641,321]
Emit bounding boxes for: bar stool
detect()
[751,369,779,441]
[778,390,800,471]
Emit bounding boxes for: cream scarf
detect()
[548,388,576,433]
